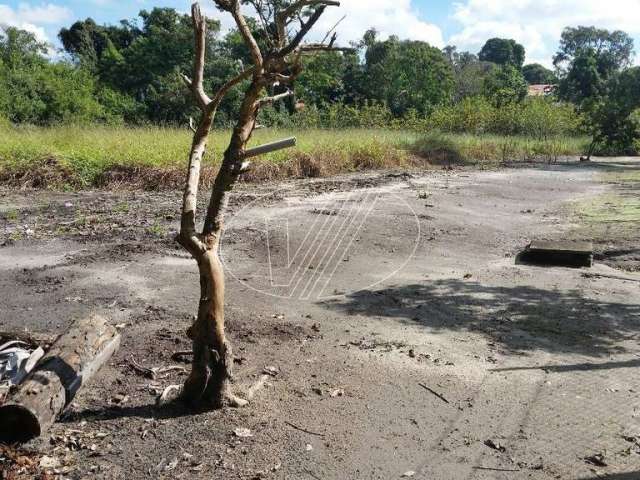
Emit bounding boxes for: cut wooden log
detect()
[518,240,594,268]
[0,315,120,444]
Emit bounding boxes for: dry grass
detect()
[0,125,588,190]
[0,125,418,189]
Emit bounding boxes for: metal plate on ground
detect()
[517,240,594,268]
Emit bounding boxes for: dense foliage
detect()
[0,10,638,153]
[522,63,558,85]
[553,26,639,154]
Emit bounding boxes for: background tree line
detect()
[0,8,638,154]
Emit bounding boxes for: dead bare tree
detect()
[176,0,342,408]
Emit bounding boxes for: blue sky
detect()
[1,0,639,67]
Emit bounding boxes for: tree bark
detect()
[176,0,341,409]
[179,79,265,408]
[0,315,120,444]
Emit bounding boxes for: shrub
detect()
[412,131,464,164]
[428,96,582,138]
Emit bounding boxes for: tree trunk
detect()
[176,0,341,408]
[181,247,235,407]
[0,315,120,443]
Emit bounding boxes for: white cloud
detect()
[450,0,640,67]
[202,0,444,47]
[313,0,444,47]
[0,3,72,43]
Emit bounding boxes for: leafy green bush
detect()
[428,96,582,138]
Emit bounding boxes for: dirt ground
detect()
[1,159,639,480]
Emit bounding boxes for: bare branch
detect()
[181,74,193,88]
[256,90,294,107]
[210,67,255,110]
[277,5,327,58]
[298,44,353,53]
[219,0,263,69]
[320,14,346,45]
[275,1,340,50]
[189,3,212,110]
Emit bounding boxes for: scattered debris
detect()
[387,172,414,179]
[473,466,520,472]
[128,356,187,380]
[0,315,120,444]
[284,421,325,437]
[584,453,607,467]
[171,350,193,363]
[484,439,506,453]
[111,393,129,405]
[50,428,109,452]
[157,384,181,406]
[39,455,60,469]
[1,340,44,402]
[418,382,450,404]
[0,445,45,478]
[311,208,338,216]
[263,365,279,377]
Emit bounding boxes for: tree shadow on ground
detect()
[492,358,640,373]
[578,473,640,480]
[322,279,640,357]
[59,402,199,423]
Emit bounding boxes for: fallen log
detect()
[0,315,120,444]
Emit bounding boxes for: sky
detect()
[1,0,640,68]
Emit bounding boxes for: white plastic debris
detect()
[0,340,45,391]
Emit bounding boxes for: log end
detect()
[0,404,41,444]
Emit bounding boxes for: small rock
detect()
[329,388,344,398]
[305,444,313,452]
[233,428,253,438]
[402,471,416,477]
[39,455,60,469]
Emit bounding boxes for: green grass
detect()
[575,169,640,237]
[411,131,590,167]
[0,125,588,189]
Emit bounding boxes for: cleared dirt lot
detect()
[1,159,639,480]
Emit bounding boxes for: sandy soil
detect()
[1,159,639,480]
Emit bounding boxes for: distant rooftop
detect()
[528,84,557,96]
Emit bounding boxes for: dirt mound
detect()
[0,157,79,189]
